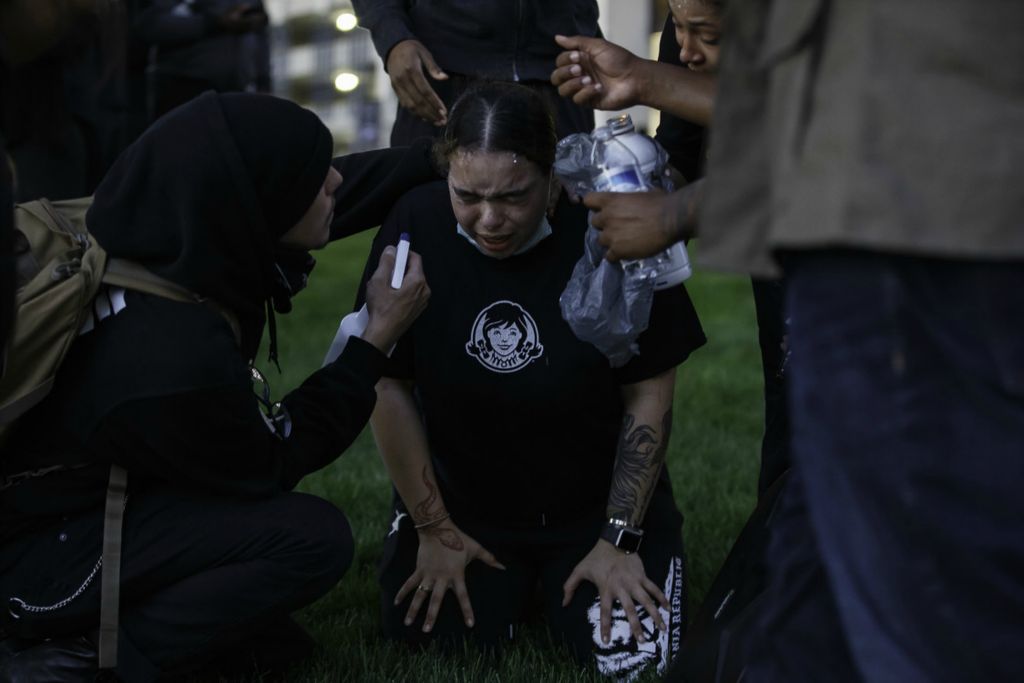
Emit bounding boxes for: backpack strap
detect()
[98,464,127,671]
[102,258,242,347]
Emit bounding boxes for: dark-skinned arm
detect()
[551,34,716,127]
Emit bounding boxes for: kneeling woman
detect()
[360,82,706,679]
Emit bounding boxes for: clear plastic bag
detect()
[559,225,654,367]
[555,117,685,367]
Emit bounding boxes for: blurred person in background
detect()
[1,0,136,203]
[136,0,271,121]
[0,0,135,379]
[350,0,600,145]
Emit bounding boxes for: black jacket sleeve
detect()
[328,141,439,240]
[95,337,388,497]
[350,0,415,65]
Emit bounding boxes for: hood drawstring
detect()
[265,298,281,372]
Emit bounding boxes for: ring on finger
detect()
[417,584,432,593]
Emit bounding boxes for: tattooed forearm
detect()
[607,408,673,525]
[412,465,447,525]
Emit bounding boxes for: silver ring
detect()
[417,584,431,593]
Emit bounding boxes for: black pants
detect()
[379,484,686,679]
[0,489,353,681]
[390,73,595,147]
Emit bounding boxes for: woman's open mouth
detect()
[476,233,514,251]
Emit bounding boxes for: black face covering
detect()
[86,91,332,361]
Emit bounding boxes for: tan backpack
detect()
[1,197,240,439]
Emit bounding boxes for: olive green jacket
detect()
[699,0,1024,277]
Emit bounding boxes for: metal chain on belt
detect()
[8,556,102,618]
[0,465,67,491]
[6,493,127,619]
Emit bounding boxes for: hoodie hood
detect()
[86,91,332,359]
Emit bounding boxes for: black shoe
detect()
[0,635,98,683]
[0,637,38,661]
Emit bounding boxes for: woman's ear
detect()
[546,173,561,218]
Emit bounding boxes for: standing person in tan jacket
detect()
[555,1,1024,680]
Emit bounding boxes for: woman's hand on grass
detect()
[395,522,505,632]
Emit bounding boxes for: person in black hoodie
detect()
[0,91,430,682]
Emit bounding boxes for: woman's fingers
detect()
[422,579,450,633]
[599,589,613,644]
[403,578,431,626]
[643,576,669,610]
[452,579,475,628]
[394,570,420,606]
[634,587,666,635]
[618,593,647,644]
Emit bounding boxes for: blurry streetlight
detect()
[334,72,360,92]
[335,12,358,32]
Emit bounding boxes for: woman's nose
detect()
[478,203,502,229]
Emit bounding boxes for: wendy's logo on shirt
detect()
[466,300,544,373]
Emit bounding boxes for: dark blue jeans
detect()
[746,251,1024,682]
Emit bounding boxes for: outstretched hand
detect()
[395,521,506,632]
[386,39,449,127]
[563,540,668,645]
[551,34,648,111]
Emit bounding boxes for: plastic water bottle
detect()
[590,114,692,290]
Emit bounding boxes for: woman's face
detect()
[669,0,722,73]
[447,149,555,259]
[279,166,343,250]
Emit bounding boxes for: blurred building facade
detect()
[263,0,665,153]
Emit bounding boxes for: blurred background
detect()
[265,0,667,153]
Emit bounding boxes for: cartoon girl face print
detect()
[466,300,544,373]
[486,322,523,356]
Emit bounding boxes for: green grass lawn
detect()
[255,231,764,681]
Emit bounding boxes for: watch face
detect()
[616,528,643,554]
[601,522,644,553]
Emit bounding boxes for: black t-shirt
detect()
[361,182,706,527]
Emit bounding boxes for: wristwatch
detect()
[600,518,644,554]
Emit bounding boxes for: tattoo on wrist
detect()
[412,466,464,550]
[413,465,447,526]
[420,525,465,551]
[607,409,673,525]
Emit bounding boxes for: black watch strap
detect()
[600,520,644,554]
